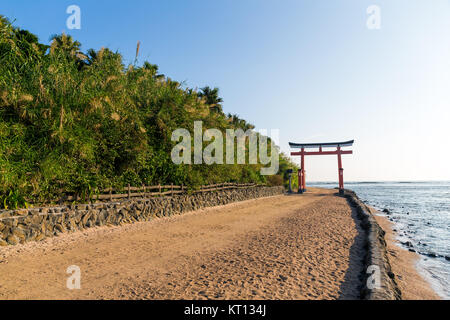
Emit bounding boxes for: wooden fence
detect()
[62,183,264,202]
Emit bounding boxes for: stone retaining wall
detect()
[345,190,402,300]
[0,186,284,246]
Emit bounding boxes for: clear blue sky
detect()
[2,0,449,181]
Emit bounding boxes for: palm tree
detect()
[198,86,224,114]
[15,29,48,55]
[86,48,121,65]
[227,113,255,131]
[0,19,47,63]
[85,48,99,65]
[49,33,87,67]
[143,61,165,80]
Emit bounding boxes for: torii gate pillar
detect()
[298,147,306,193]
[337,147,344,194]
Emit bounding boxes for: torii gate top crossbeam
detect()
[289,140,354,149]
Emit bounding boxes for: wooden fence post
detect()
[128,184,131,199]
[159,184,161,195]
[171,183,173,196]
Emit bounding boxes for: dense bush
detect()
[0,16,297,208]
[266,175,283,186]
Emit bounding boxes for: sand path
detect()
[0,188,366,300]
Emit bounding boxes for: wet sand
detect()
[0,188,365,300]
[371,209,440,300]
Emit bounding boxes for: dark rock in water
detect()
[445,256,450,261]
[382,208,390,214]
[409,248,416,253]
[387,272,395,279]
[403,241,413,248]
[426,252,438,258]
[406,212,409,215]
[393,229,397,232]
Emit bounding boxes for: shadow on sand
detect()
[337,197,367,300]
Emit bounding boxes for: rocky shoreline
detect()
[344,190,402,300]
[372,211,441,300]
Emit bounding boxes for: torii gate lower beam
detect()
[290,140,354,195]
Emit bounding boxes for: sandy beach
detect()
[0,188,367,300]
[0,187,438,300]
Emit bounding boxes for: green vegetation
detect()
[0,16,297,208]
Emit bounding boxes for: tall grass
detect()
[0,16,297,208]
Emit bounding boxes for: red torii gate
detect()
[289,140,354,195]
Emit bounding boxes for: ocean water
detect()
[309,181,450,300]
